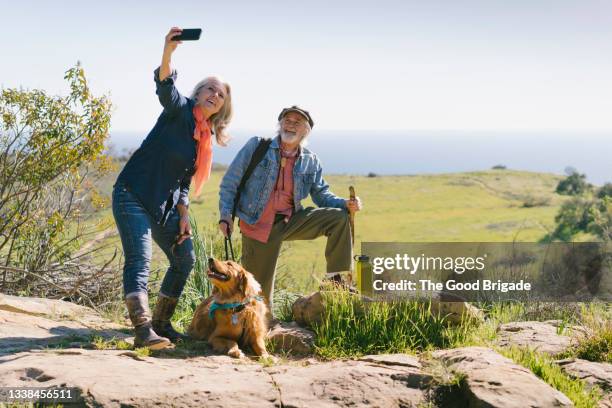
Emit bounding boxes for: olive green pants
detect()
[241,206,353,308]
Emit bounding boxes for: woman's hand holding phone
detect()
[164,27,183,54]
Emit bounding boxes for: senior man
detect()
[218,106,362,307]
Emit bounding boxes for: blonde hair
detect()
[190,77,232,146]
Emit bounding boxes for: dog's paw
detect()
[228,348,245,359]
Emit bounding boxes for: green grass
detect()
[571,329,612,363]
[499,346,602,408]
[311,289,467,359]
[91,335,132,351]
[560,304,612,363]
[89,167,574,294]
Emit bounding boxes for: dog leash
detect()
[170,233,191,257]
[219,220,235,261]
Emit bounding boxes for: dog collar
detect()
[208,296,263,319]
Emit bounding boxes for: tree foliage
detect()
[597,183,612,199]
[555,171,591,196]
[543,196,611,242]
[0,64,119,306]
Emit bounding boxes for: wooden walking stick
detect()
[349,186,356,245]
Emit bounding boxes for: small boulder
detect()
[429,292,484,325]
[267,321,315,355]
[292,291,330,328]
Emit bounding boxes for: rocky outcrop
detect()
[0,294,128,356]
[557,358,612,408]
[497,320,586,356]
[2,294,609,407]
[0,348,438,407]
[432,347,573,407]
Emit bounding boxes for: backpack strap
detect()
[231,138,273,221]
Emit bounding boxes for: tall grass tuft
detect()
[312,290,460,359]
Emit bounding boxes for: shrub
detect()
[597,183,612,199]
[572,329,611,363]
[522,195,551,208]
[556,171,591,196]
[0,63,118,305]
[542,196,611,242]
[492,164,507,170]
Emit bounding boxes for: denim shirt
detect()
[114,67,196,226]
[219,136,346,225]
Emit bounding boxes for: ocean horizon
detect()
[108,130,612,186]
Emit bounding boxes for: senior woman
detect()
[112,27,232,349]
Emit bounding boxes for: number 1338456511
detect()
[0,387,80,403]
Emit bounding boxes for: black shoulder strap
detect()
[232,138,273,220]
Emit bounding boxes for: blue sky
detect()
[1,0,612,133]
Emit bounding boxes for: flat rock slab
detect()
[556,358,612,392]
[267,356,431,407]
[0,350,430,407]
[0,294,126,330]
[497,320,584,356]
[557,358,612,408]
[358,353,422,368]
[0,349,278,407]
[0,295,128,356]
[433,346,573,407]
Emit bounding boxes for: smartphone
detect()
[172,28,202,41]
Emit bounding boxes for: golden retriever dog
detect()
[187,258,270,359]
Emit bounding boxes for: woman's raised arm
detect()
[159,27,182,81]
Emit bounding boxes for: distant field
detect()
[90,164,572,292]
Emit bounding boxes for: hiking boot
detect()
[152,293,187,343]
[125,292,173,350]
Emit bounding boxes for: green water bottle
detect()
[354,255,372,296]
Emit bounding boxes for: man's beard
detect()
[280,130,300,145]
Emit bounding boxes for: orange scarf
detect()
[191,106,213,197]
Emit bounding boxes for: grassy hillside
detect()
[91,164,570,292]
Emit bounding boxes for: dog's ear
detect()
[237,270,248,297]
[238,268,261,298]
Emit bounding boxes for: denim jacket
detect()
[114,67,196,226]
[219,136,346,224]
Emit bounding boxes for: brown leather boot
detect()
[125,292,172,350]
[152,293,187,343]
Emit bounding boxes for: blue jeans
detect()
[112,181,195,298]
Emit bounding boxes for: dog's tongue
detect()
[208,269,229,281]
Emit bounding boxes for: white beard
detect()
[280,130,300,145]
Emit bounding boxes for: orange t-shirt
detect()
[240,151,297,243]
